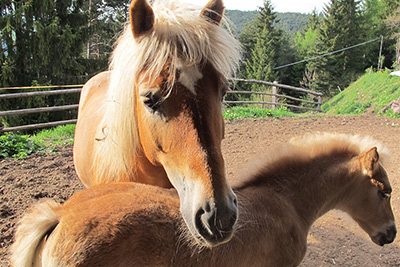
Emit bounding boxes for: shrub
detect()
[0,134,41,159]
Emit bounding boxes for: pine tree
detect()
[238,0,282,70]
[244,26,278,90]
[85,0,127,60]
[0,0,89,129]
[385,5,400,68]
[306,0,364,96]
[294,10,321,90]
[0,0,89,87]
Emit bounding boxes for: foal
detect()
[11,133,396,266]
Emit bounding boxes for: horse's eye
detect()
[221,83,228,101]
[222,85,228,97]
[143,92,161,111]
[378,191,390,200]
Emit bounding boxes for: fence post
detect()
[262,94,265,109]
[272,81,278,110]
[317,95,322,112]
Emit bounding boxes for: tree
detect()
[0,0,89,87]
[0,0,90,130]
[294,10,321,87]
[239,0,282,70]
[384,5,400,69]
[360,0,393,70]
[85,0,127,60]
[244,26,278,90]
[305,0,365,96]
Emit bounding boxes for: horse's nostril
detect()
[204,202,211,213]
[194,202,237,245]
[233,195,238,207]
[387,225,397,242]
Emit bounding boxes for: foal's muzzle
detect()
[372,225,397,246]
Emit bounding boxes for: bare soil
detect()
[1,115,400,266]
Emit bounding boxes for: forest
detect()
[1,0,400,125]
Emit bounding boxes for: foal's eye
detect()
[143,92,161,111]
[378,191,390,200]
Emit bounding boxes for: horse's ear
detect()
[360,147,379,177]
[129,0,155,39]
[201,0,225,25]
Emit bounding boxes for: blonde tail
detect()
[10,199,60,267]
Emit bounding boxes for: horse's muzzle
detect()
[195,194,238,246]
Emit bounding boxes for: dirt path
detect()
[1,115,400,266]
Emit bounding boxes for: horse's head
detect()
[129,0,239,247]
[345,147,396,246]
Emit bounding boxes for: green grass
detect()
[0,124,75,159]
[223,106,295,120]
[322,70,400,116]
[31,124,75,148]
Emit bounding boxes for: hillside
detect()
[322,71,400,115]
[225,10,310,35]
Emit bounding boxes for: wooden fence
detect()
[0,85,82,133]
[0,80,322,133]
[227,78,323,112]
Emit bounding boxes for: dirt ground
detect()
[1,115,400,266]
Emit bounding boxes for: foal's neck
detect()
[246,153,357,227]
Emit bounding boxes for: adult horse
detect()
[12,133,397,266]
[73,0,241,246]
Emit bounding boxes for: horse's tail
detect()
[10,199,61,267]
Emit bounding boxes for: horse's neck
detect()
[134,149,171,188]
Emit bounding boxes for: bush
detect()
[0,134,42,159]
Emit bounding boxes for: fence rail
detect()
[227,78,322,112]
[1,80,323,133]
[0,86,82,133]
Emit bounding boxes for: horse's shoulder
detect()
[83,71,111,90]
[79,71,110,109]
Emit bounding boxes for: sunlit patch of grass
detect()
[223,106,295,120]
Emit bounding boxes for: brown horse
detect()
[11,133,397,266]
[73,0,241,246]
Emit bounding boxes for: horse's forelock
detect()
[110,0,241,92]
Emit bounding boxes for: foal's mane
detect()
[93,0,241,182]
[231,132,389,189]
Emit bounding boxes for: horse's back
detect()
[73,71,110,187]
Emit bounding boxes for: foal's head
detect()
[125,0,240,246]
[344,147,396,246]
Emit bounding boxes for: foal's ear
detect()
[360,147,379,177]
[201,0,225,25]
[130,0,155,39]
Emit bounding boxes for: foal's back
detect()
[49,183,181,266]
[25,182,302,267]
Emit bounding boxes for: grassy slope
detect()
[322,71,400,115]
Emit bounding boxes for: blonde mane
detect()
[93,0,242,182]
[289,132,389,161]
[232,132,389,189]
